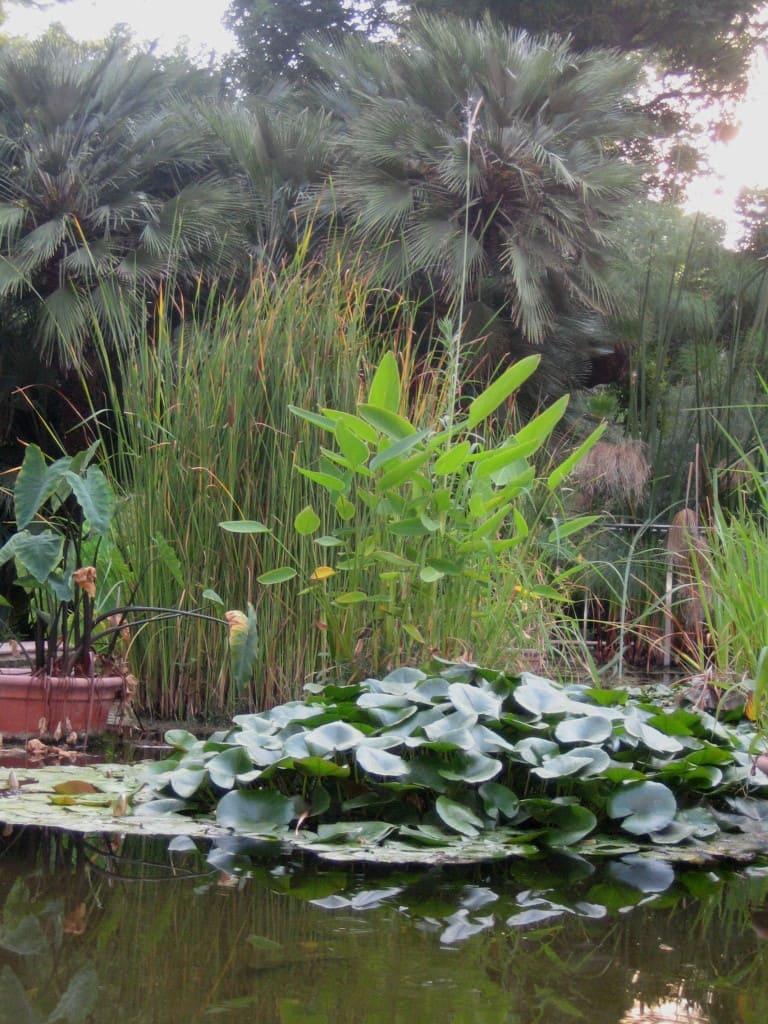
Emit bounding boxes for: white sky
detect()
[4,0,236,59]
[5,0,768,243]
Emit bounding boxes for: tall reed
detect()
[83,262,423,718]
[60,246,595,718]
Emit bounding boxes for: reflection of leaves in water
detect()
[0,964,98,1024]
[4,831,768,1024]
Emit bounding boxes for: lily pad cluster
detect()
[144,664,768,862]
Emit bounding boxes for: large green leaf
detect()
[607,781,677,835]
[513,675,571,716]
[296,467,347,493]
[512,395,569,447]
[207,747,254,790]
[0,964,40,1024]
[370,429,429,471]
[357,404,415,439]
[355,746,409,777]
[169,767,207,799]
[547,515,600,544]
[433,441,472,475]
[465,356,540,429]
[3,529,63,583]
[554,716,612,744]
[216,789,295,830]
[257,568,297,585]
[542,804,597,846]
[334,424,369,468]
[305,722,366,754]
[65,467,115,536]
[14,445,69,529]
[368,351,401,412]
[479,782,519,820]
[435,796,484,837]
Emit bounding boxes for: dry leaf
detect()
[73,566,97,599]
[37,717,47,736]
[225,609,248,639]
[26,738,48,759]
[53,780,100,795]
[7,769,19,793]
[63,903,87,936]
[108,614,130,644]
[53,721,63,743]
[309,565,335,582]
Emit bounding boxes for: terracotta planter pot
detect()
[0,669,125,738]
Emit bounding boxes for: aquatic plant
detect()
[222,349,604,674]
[142,661,768,864]
[0,443,224,682]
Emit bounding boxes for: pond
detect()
[1,831,766,1024]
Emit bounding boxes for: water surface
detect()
[1,832,766,1024]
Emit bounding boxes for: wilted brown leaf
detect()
[63,903,87,936]
[73,566,97,599]
[53,780,101,795]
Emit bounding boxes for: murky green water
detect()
[1,832,767,1024]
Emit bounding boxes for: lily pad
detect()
[216,789,296,831]
[355,746,409,777]
[607,781,677,836]
[435,796,484,837]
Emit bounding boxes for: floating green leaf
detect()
[435,796,484,837]
[608,782,677,836]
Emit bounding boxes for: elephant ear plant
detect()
[221,351,605,671]
[0,444,238,685]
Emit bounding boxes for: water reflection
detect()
[0,831,766,1024]
[621,993,708,1024]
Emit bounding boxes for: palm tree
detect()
[306,16,642,378]
[192,96,335,265]
[0,35,247,363]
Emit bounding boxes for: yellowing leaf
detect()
[225,604,258,690]
[746,693,756,721]
[309,565,336,582]
[53,780,100,795]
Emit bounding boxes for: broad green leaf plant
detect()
[143,660,768,864]
[1,444,230,683]
[222,351,604,673]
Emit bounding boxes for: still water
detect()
[0,831,766,1024]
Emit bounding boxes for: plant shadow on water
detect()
[1,833,767,1023]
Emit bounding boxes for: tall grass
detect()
[692,418,768,727]
[68,258,588,718]
[79,262,428,717]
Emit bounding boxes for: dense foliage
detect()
[2,8,768,704]
[0,37,244,362]
[144,661,768,862]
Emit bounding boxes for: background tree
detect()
[0,33,247,363]
[225,0,391,91]
[304,16,641,393]
[411,1,767,194]
[736,186,768,256]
